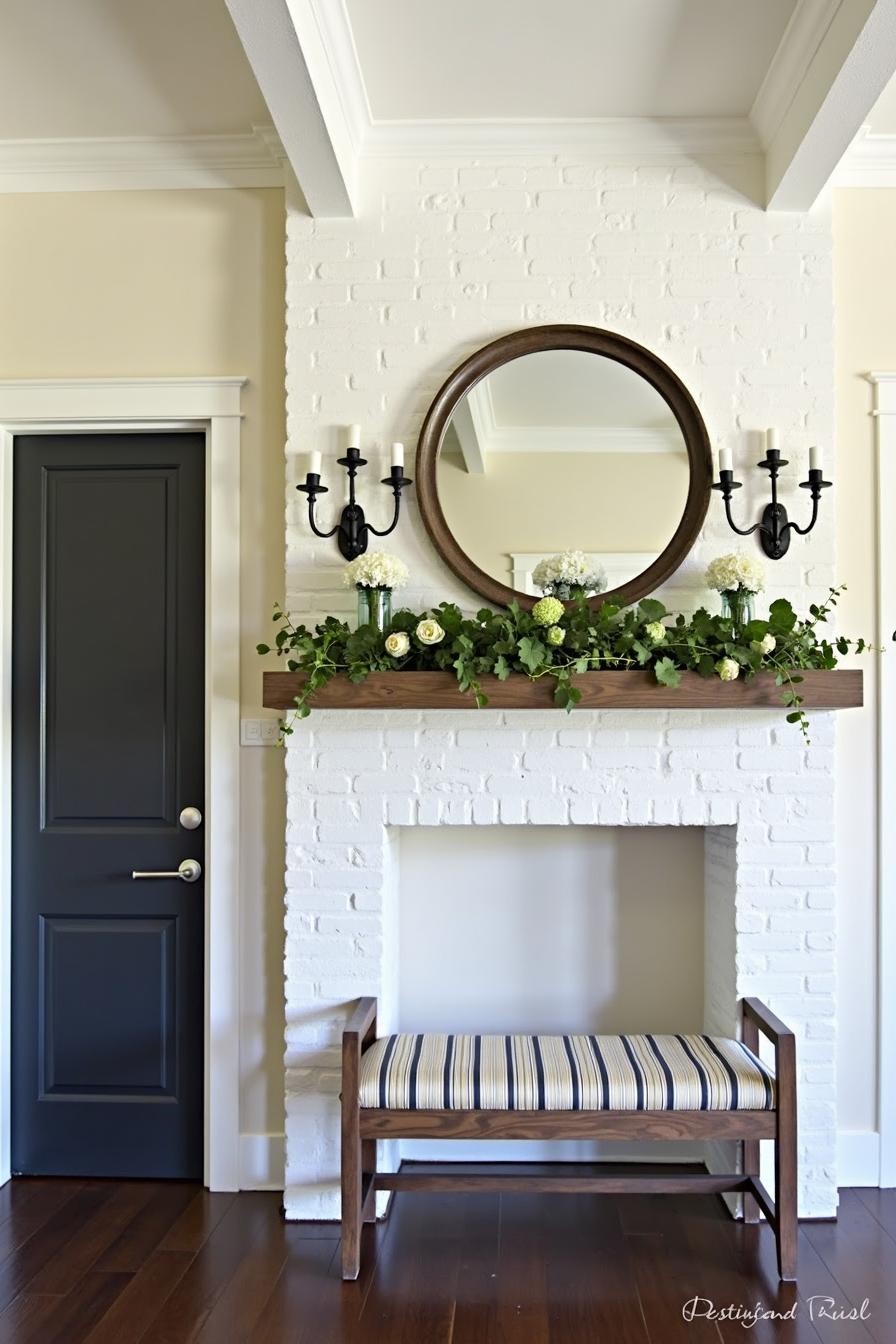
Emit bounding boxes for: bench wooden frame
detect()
[341,996,797,1282]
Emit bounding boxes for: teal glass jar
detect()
[720,588,754,636]
[356,585,392,632]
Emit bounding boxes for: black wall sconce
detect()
[712,429,831,560]
[297,426,413,560]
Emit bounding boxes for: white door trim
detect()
[0,377,245,1191]
[869,372,896,1187]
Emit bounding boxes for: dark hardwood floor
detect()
[0,1166,891,1343]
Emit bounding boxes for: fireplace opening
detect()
[394,824,706,1163]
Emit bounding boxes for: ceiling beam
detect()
[451,398,486,475]
[224,0,359,216]
[752,0,896,211]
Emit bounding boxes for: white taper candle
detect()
[308,450,322,476]
[347,424,361,450]
[809,445,821,472]
[719,447,733,474]
[766,427,778,453]
[391,442,404,469]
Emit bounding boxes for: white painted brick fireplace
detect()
[282,152,839,1221]
[283,707,836,1221]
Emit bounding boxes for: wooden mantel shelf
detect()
[262,669,863,712]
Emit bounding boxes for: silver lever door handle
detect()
[131,859,202,883]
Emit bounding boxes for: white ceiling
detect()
[868,69,896,133]
[344,0,797,121]
[0,0,268,138]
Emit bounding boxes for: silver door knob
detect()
[179,806,202,830]
[131,859,202,883]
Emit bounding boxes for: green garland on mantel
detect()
[258,586,870,742]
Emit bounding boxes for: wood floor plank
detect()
[28,1180,158,1295]
[157,1190,237,1256]
[543,1194,651,1344]
[0,1180,86,1262]
[355,1191,464,1344]
[674,1196,822,1344]
[82,1250,197,1344]
[439,1194,501,1344]
[0,1183,116,1313]
[247,1237,340,1344]
[140,1192,279,1344]
[804,1191,896,1344]
[490,1191,552,1344]
[194,1201,289,1342]
[856,1188,896,1245]
[0,1271,130,1344]
[94,1182,199,1275]
[615,1195,723,1343]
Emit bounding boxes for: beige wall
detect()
[833,189,896,1144]
[0,188,287,1144]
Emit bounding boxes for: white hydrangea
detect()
[343,551,409,589]
[531,550,608,599]
[716,657,741,682]
[705,551,766,595]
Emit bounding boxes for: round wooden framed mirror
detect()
[415,325,712,609]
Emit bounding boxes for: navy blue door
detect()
[11,433,205,1178]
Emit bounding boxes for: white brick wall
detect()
[282,155,838,1220]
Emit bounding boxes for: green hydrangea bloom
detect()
[546,625,565,647]
[532,596,564,626]
[645,621,666,643]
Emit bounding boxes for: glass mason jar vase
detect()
[720,588,754,636]
[356,584,392,632]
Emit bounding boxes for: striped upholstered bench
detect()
[341,998,796,1282]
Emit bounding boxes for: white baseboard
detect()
[837,1130,881,1187]
[239,1133,285,1191]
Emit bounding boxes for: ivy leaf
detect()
[517,635,547,674]
[554,681,582,711]
[768,598,798,634]
[256,643,271,655]
[494,654,511,681]
[654,656,682,688]
[638,598,667,622]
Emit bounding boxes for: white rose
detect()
[716,657,740,682]
[385,632,410,657]
[752,633,776,656]
[416,619,445,646]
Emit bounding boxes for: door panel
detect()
[44,470,177,826]
[12,433,205,1178]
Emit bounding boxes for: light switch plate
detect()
[240,718,282,746]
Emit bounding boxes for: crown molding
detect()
[750,0,843,149]
[361,116,760,160]
[307,2,760,163]
[0,125,286,193]
[834,130,896,186]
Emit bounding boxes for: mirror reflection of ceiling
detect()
[437,349,691,595]
[344,0,796,121]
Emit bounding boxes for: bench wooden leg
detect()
[774,1031,798,1281]
[341,1079,362,1279]
[341,999,377,1281]
[741,1014,760,1224]
[362,1140,377,1223]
